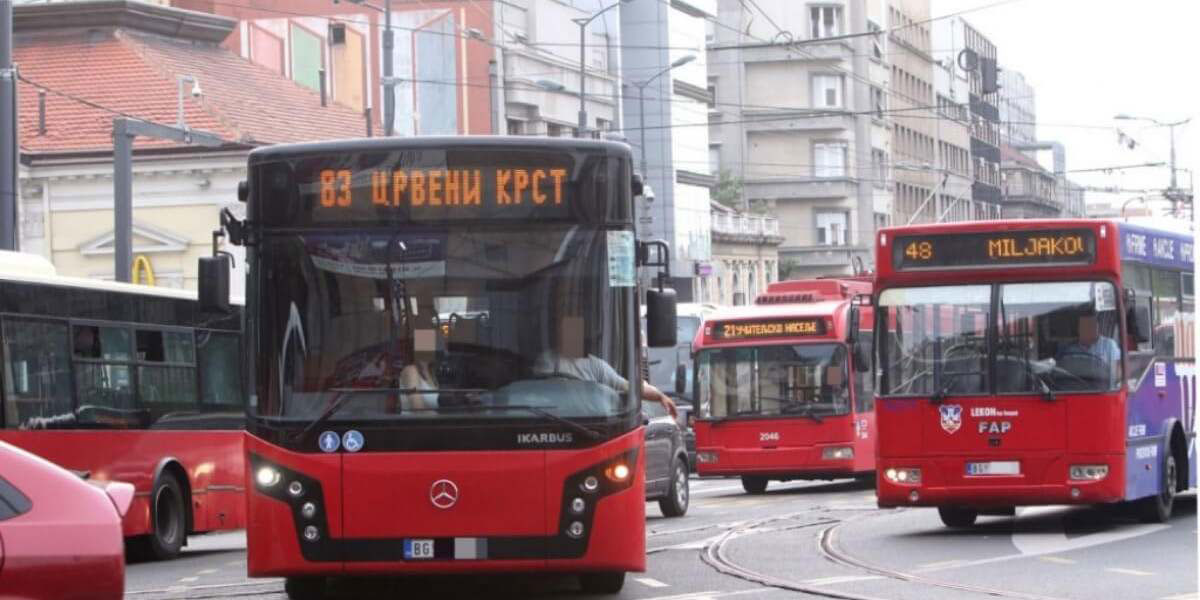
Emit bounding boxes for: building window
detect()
[709,147,721,173]
[816,211,848,246]
[812,74,843,108]
[547,123,567,138]
[810,5,843,39]
[871,149,887,189]
[872,86,886,117]
[507,119,523,135]
[813,142,847,178]
[595,118,611,132]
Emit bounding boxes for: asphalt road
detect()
[126,477,1198,600]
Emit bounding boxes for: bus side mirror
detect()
[1128,304,1151,344]
[198,255,231,313]
[846,304,861,344]
[646,288,677,348]
[675,363,688,396]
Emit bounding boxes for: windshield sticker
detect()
[319,431,341,453]
[607,230,635,287]
[342,430,365,453]
[1094,284,1116,312]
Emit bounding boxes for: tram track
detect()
[700,509,1073,600]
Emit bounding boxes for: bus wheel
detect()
[579,572,625,594]
[937,506,978,528]
[285,576,328,600]
[741,476,768,495]
[659,458,690,517]
[1139,453,1177,524]
[142,474,186,560]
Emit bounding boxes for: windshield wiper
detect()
[712,409,763,425]
[432,403,602,441]
[784,403,824,423]
[929,371,980,405]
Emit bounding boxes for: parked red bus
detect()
[204,137,677,598]
[873,219,1195,527]
[0,251,245,559]
[691,278,875,494]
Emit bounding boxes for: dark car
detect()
[672,399,697,472]
[643,400,690,517]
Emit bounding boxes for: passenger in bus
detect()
[533,316,677,418]
[819,364,848,406]
[1056,314,1120,387]
[398,328,438,411]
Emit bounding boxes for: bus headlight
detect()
[605,462,631,483]
[884,467,921,484]
[256,467,281,488]
[1069,465,1109,481]
[822,447,854,460]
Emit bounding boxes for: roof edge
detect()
[14,0,236,44]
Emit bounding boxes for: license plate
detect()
[404,538,435,560]
[966,461,1020,476]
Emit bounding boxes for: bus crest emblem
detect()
[939,404,962,434]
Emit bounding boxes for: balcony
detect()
[711,212,784,244]
[742,177,856,201]
[740,110,854,133]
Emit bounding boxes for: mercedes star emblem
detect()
[430,479,459,509]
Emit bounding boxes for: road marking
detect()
[1106,567,1154,577]
[640,589,769,600]
[690,484,747,496]
[198,569,218,575]
[1160,594,1198,600]
[1038,556,1076,565]
[1011,506,1169,558]
[803,575,885,586]
[178,576,199,583]
[635,577,671,588]
[917,559,968,570]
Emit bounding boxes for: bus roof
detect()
[247,135,633,164]
[0,251,245,305]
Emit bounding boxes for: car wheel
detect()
[741,475,768,495]
[937,506,978,528]
[579,572,625,594]
[658,458,690,517]
[140,474,187,560]
[285,576,328,600]
[1139,452,1176,523]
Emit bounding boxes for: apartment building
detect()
[707,0,888,278]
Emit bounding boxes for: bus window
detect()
[198,332,242,407]
[877,285,990,397]
[853,332,874,412]
[73,325,135,414]
[3,319,73,428]
[697,344,850,418]
[136,329,197,409]
[998,281,1120,393]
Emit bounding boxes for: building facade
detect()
[998,68,1036,151]
[706,203,782,306]
[1000,144,1060,218]
[621,0,714,301]
[707,0,888,279]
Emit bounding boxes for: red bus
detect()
[0,251,245,559]
[691,278,875,494]
[203,137,677,598]
[873,219,1195,527]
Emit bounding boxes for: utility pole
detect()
[382,0,393,136]
[1,0,17,251]
[112,119,223,282]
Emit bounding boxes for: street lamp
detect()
[573,0,633,138]
[633,54,696,179]
[1113,114,1192,194]
[338,0,394,136]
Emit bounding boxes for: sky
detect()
[932,0,1197,216]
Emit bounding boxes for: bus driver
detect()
[1057,314,1121,387]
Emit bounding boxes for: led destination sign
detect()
[893,229,1096,270]
[712,318,827,341]
[318,167,569,210]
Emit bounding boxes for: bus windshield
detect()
[257,224,637,423]
[877,280,1122,397]
[696,344,850,419]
